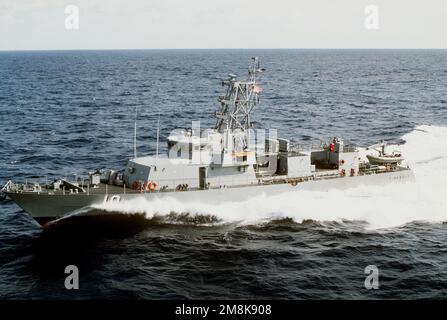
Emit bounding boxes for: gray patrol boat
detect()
[1,57,414,225]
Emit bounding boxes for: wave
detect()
[87,125,447,230]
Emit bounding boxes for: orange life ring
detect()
[148,181,158,191]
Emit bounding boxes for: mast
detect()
[214,57,264,133]
[155,111,160,165]
[134,106,138,159]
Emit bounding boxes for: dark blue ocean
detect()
[1,49,447,299]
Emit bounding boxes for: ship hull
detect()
[6,169,415,225]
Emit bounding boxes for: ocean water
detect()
[0,49,447,299]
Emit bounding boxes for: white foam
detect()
[93,125,447,229]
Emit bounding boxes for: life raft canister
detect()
[148,181,158,191]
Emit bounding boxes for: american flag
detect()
[253,85,263,94]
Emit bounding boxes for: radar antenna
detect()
[214,57,264,132]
